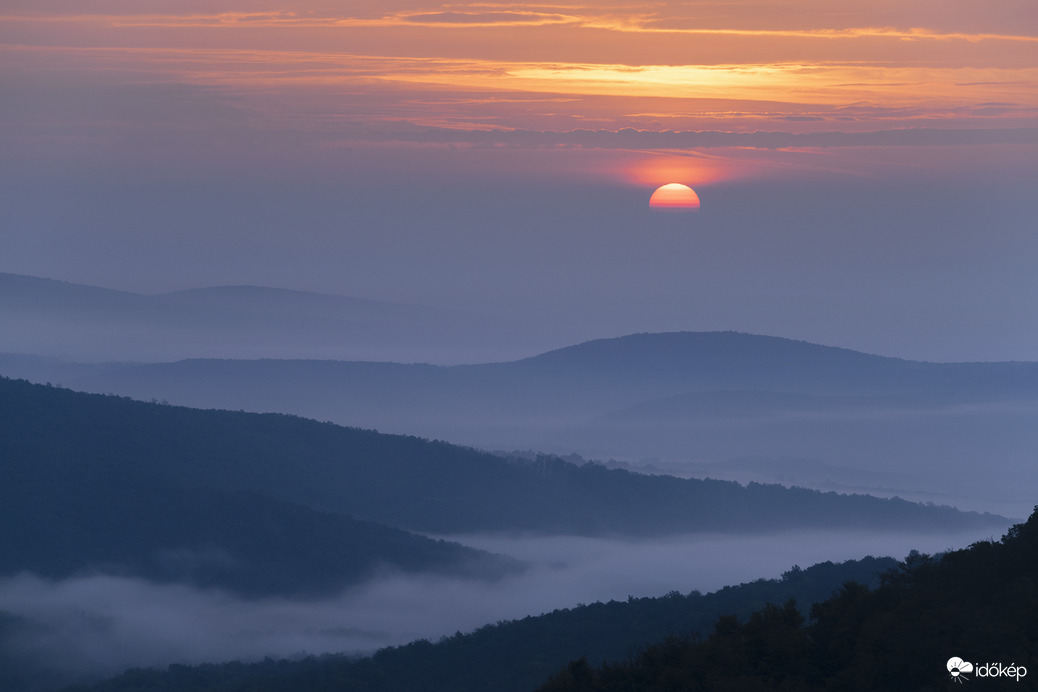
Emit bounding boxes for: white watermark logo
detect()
[948,657,1027,684]
[948,657,974,683]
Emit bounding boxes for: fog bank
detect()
[0,526,1009,690]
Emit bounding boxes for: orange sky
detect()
[2,1,1036,186]
[2,2,1038,361]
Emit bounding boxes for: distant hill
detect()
[512,330,1038,393]
[0,272,520,363]
[0,377,1007,546]
[6,331,1037,516]
[534,507,1038,691]
[57,556,898,692]
[11,332,1038,429]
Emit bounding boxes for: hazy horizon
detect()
[6,271,1038,366]
[2,1,1037,363]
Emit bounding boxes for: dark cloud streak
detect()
[394,125,1038,150]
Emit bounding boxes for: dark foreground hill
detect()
[0,377,1006,543]
[536,507,1038,692]
[53,556,898,692]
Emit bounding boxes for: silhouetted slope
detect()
[536,508,1038,692]
[0,377,519,597]
[0,378,1005,539]
[60,557,898,692]
[0,480,515,598]
[6,331,1036,519]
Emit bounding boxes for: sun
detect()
[649,183,700,211]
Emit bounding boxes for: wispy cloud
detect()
[5,8,1035,44]
[5,41,1034,110]
[3,1,1035,183]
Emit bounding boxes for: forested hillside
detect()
[8,331,1036,517]
[0,480,518,598]
[537,508,1038,692]
[0,375,1014,691]
[0,376,520,597]
[0,377,1005,540]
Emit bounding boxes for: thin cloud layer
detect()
[3,0,1035,157]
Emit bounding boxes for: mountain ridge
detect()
[3,327,1036,517]
[0,272,515,363]
[0,376,1007,539]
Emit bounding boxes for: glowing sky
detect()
[4,1,1036,179]
[2,1,1037,360]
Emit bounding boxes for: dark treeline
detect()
[55,557,896,692]
[537,507,1038,692]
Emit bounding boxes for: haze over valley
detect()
[5,276,1036,518]
[1,277,1032,689]
[0,373,1014,690]
[3,0,1036,687]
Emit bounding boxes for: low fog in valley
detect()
[1,278,1033,692]
[1,527,1005,686]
